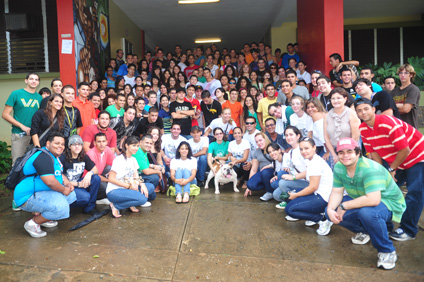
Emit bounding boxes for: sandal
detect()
[242,183,247,189]
[182,193,190,203]
[129,206,139,213]
[110,203,122,218]
[176,193,182,204]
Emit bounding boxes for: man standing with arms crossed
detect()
[73,82,96,136]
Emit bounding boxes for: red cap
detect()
[336,138,359,152]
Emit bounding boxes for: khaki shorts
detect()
[11,134,31,164]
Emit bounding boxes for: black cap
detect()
[191,126,202,132]
[195,85,203,90]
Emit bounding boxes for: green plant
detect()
[407,56,424,90]
[0,141,12,174]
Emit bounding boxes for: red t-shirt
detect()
[82,124,117,150]
[185,97,200,126]
[72,97,96,136]
[222,100,243,127]
[184,65,199,78]
[360,114,424,170]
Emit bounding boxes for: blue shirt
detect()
[281,53,300,69]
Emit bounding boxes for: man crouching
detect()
[14,131,76,238]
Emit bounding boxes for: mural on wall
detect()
[74,0,110,84]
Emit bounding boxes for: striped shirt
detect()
[359,114,424,170]
[333,157,406,223]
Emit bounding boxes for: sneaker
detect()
[259,192,274,201]
[389,228,415,241]
[305,220,317,227]
[24,219,47,238]
[12,200,22,211]
[140,201,152,207]
[377,251,397,270]
[197,181,205,187]
[40,220,58,228]
[285,215,299,222]
[316,220,333,236]
[96,198,111,205]
[275,201,287,209]
[351,232,370,245]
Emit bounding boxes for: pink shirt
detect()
[86,146,115,174]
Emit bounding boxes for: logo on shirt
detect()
[21,99,40,108]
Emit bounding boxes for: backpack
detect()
[5,147,54,190]
[166,184,201,197]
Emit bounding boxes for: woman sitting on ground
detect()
[284,137,334,236]
[228,127,250,189]
[170,141,197,203]
[107,136,156,218]
[146,126,166,192]
[207,127,230,177]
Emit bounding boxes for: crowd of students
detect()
[3,42,423,271]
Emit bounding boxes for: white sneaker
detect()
[377,251,397,270]
[259,192,274,201]
[285,215,299,222]
[40,220,58,228]
[305,220,317,227]
[24,219,47,238]
[140,201,151,207]
[351,232,370,245]
[316,220,333,236]
[96,198,111,205]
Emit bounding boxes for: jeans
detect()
[182,135,193,140]
[175,168,197,194]
[21,190,77,220]
[98,165,111,200]
[195,155,207,182]
[395,162,424,237]
[139,172,160,187]
[107,183,156,210]
[233,164,250,181]
[285,193,327,222]
[71,175,101,213]
[272,171,309,201]
[325,196,395,253]
[247,168,274,193]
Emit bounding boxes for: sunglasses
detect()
[229,82,236,84]
[245,122,256,125]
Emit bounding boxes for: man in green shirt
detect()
[106,93,126,118]
[2,72,42,164]
[326,138,406,270]
[133,135,162,188]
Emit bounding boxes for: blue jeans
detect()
[272,171,309,201]
[247,168,274,193]
[196,155,207,182]
[21,190,76,220]
[395,162,424,237]
[175,168,197,194]
[139,172,160,187]
[285,193,327,222]
[71,175,101,213]
[325,196,395,253]
[182,135,193,140]
[107,183,156,210]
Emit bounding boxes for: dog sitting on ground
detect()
[204,160,239,194]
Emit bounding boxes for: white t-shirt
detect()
[178,62,187,72]
[206,118,236,136]
[106,155,139,194]
[296,70,312,84]
[188,137,209,157]
[170,157,197,171]
[124,75,136,87]
[290,112,313,139]
[161,134,187,159]
[282,147,307,176]
[276,105,288,135]
[305,154,333,201]
[312,118,325,147]
[202,79,222,99]
[243,129,260,161]
[228,139,250,160]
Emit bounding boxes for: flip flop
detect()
[129,206,139,213]
[176,193,182,204]
[110,203,122,218]
[182,193,190,203]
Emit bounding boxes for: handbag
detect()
[26,117,57,153]
[148,151,168,193]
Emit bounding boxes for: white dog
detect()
[205,161,239,194]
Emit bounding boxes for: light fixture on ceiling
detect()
[178,0,220,4]
[195,38,221,44]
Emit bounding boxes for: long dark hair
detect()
[212,127,228,143]
[146,126,162,153]
[65,144,85,163]
[122,136,140,159]
[175,141,193,159]
[243,95,258,119]
[44,94,64,131]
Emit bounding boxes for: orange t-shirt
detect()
[72,96,96,136]
[245,53,254,65]
[222,100,243,127]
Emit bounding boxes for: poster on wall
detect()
[74,0,110,85]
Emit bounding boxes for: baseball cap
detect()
[195,85,203,91]
[68,134,83,147]
[336,138,359,152]
[191,126,202,133]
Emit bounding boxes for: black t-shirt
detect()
[343,86,357,99]
[201,100,222,127]
[59,154,95,182]
[64,106,83,138]
[169,100,193,135]
[111,117,135,148]
[133,116,164,137]
[371,90,400,118]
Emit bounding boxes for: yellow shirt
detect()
[257,97,277,125]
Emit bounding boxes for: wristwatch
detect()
[339,203,346,210]
[388,167,396,173]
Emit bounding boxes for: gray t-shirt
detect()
[253,148,272,170]
[391,84,421,129]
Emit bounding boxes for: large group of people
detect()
[3,41,423,271]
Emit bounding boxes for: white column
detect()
[41,0,49,72]
[5,0,11,74]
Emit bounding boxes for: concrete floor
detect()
[0,187,423,281]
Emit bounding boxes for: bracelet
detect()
[292,174,296,181]
[339,203,346,210]
[127,183,131,189]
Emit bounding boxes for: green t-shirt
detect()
[333,157,406,223]
[5,89,42,134]
[105,104,125,118]
[133,148,149,171]
[208,141,229,157]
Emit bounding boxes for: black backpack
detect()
[5,147,54,190]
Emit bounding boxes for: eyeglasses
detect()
[245,122,256,125]
[265,124,275,128]
[398,71,410,75]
